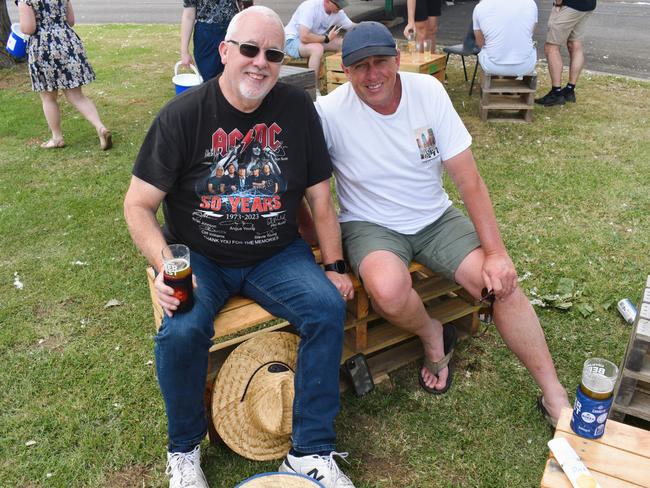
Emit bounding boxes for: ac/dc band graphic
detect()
[192,124,288,246]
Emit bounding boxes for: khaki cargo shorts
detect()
[547,6,593,45]
[340,206,481,281]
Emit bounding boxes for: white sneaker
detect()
[165,445,209,488]
[279,451,355,488]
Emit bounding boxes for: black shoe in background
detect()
[534,89,566,106]
[561,87,576,103]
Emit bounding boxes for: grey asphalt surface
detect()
[7,0,650,79]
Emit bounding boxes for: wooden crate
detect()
[479,72,537,122]
[325,52,447,94]
[540,408,650,487]
[611,275,650,424]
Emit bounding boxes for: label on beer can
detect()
[617,298,637,324]
[570,386,613,439]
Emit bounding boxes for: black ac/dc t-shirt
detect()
[133,78,332,267]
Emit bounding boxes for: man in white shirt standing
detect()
[316,21,570,426]
[285,0,355,87]
[473,0,537,77]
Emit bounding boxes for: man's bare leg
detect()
[544,42,564,87]
[299,42,324,87]
[566,40,585,85]
[454,248,570,419]
[359,251,448,390]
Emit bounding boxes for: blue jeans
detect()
[193,21,226,81]
[155,239,345,454]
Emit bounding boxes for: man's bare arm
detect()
[124,176,184,316]
[444,148,517,297]
[304,180,354,300]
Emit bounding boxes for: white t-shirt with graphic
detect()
[315,72,472,234]
[285,0,354,41]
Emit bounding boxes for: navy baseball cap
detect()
[342,21,397,67]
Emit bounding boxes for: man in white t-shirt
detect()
[315,22,570,425]
[473,0,537,76]
[285,0,355,87]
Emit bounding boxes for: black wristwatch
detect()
[324,260,346,274]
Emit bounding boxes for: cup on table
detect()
[423,40,432,59]
[162,244,194,313]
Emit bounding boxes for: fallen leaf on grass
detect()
[529,278,594,315]
[104,299,122,308]
[576,303,595,317]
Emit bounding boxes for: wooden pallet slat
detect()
[541,409,650,487]
[611,274,650,424]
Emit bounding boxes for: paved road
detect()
[7,0,650,79]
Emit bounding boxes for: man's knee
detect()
[544,42,560,56]
[158,307,214,348]
[567,40,581,54]
[305,42,324,57]
[365,274,412,317]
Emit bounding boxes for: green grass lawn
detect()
[1,24,649,487]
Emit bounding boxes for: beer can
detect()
[571,358,618,439]
[617,298,637,324]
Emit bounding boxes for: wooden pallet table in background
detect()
[540,408,650,487]
[611,275,650,424]
[479,72,537,122]
[325,52,446,94]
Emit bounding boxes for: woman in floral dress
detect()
[18,0,112,149]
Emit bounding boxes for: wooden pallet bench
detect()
[146,247,482,442]
[479,72,537,122]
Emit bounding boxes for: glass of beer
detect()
[162,244,194,313]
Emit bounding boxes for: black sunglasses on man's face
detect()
[226,40,285,63]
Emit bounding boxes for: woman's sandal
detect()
[40,138,65,149]
[98,127,113,151]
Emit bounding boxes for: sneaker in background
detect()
[166,445,209,488]
[280,451,355,488]
[535,89,566,106]
[561,87,576,103]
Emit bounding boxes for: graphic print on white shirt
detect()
[414,126,439,161]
